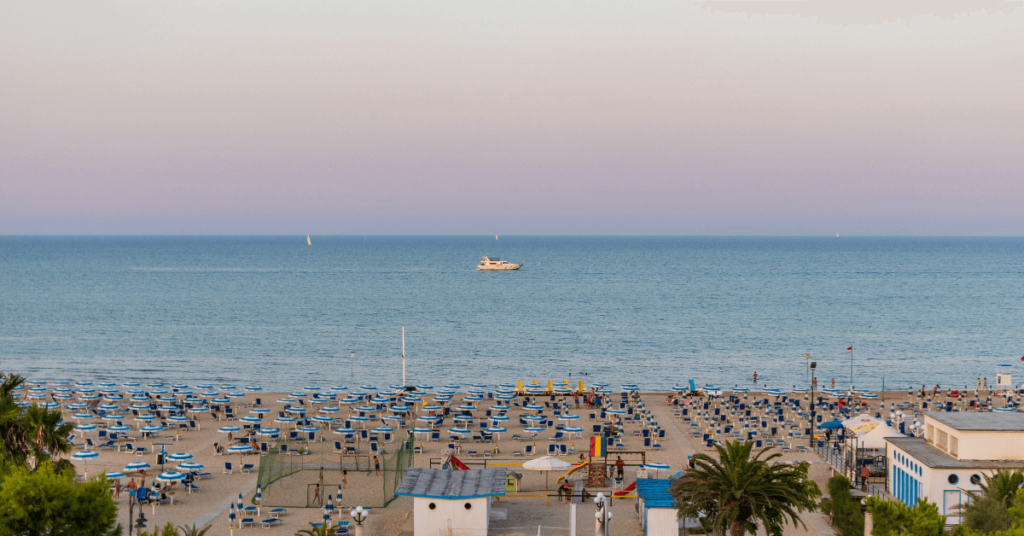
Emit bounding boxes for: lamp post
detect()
[351,506,369,536]
[809,361,817,448]
[594,492,612,536]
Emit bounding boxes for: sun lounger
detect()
[240,518,254,527]
[269,508,287,518]
[261,518,281,528]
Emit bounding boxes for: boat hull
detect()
[477,264,522,271]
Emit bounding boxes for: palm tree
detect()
[178,523,212,536]
[671,440,821,536]
[0,370,28,465]
[955,469,1024,531]
[294,523,334,536]
[22,402,76,465]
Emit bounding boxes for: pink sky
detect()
[1,1,1022,235]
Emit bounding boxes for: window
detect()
[970,474,981,485]
[428,502,436,510]
[464,502,472,510]
[950,435,959,458]
[948,474,959,485]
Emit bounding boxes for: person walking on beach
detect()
[373,455,380,475]
[933,385,940,398]
[831,378,835,389]
[978,378,982,392]
[616,456,624,479]
[114,480,122,498]
[984,378,988,390]
[342,470,348,489]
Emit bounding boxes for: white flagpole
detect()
[402,327,406,387]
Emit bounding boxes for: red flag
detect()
[1020,356,1024,361]
[847,346,853,351]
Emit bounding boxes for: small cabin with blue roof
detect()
[396,467,507,536]
[636,477,683,536]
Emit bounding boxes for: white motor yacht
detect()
[476,256,522,271]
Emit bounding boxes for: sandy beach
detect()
[59,385,1016,536]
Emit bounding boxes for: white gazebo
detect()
[396,467,507,536]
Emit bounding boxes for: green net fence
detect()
[257,438,414,508]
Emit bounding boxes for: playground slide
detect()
[447,456,470,470]
[556,461,589,483]
[613,481,637,497]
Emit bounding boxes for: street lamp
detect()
[809,361,817,448]
[594,492,612,536]
[351,506,369,536]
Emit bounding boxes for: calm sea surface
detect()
[0,236,1022,392]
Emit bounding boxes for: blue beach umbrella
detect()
[448,427,472,435]
[524,426,546,433]
[104,471,127,479]
[177,462,204,472]
[125,461,151,472]
[256,428,282,436]
[166,452,194,461]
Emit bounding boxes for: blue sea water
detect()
[0,236,1022,392]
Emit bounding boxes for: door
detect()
[944,490,963,522]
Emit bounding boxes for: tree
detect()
[178,523,211,536]
[0,370,28,465]
[956,469,1024,532]
[22,402,76,468]
[866,496,945,536]
[827,475,865,536]
[955,489,1024,536]
[670,440,822,536]
[0,460,121,536]
[295,523,335,536]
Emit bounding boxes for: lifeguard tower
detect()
[996,364,1013,390]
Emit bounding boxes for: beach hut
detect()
[635,478,692,536]
[396,467,507,536]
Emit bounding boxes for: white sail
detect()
[307,235,311,246]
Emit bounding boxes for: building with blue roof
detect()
[636,478,686,536]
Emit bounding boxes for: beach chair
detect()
[241,464,254,474]
[511,449,522,457]
[559,444,568,456]
[551,431,565,442]
[135,447,148,456]
[467,450,478,457]
[261,518,281,528]
[430,432,440,442]
[240,518,255,528]
[525,445,534,455]
[547,444,557,455]
[224,462,233,474]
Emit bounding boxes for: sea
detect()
[0,236,1022,393]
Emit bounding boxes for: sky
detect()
[1,1,1022,235]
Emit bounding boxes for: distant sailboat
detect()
[307,235,312,246]
[495,235,498,240]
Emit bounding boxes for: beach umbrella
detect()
[245,386,263,392]
[218,426,243,434]
[522,456,571,491]
[99,382,116,387]
[606,409,626,415]
[319,406,341,413]
[464,396,484,402]
[421,405,442,412]
[455,405,476,412]
[72,413,93,420]
[211,398,231,404]
[194,384,213,389]
[108,425,131,432]
[104,471,126,479]
[348,416,370,427]
[486,427,508,438]
[171,384,189,389]
[401,396,422,403]
[141,425,164,437]
[297,425,319,433]
[332,427,356,435]
[490,405,511,412]
[524,426,546,433]
[524,404,544,411]
[100,411,124,419]
[523,415,544,422]
[52,393,73,400]
[157,471,186,484]
[448,427,472,436]
[227,445,254,460]
[389,405,411,412]
[433,396,452,402]
[371,426,395,434]
[167,415,189,423]
[311,415,335,424]
[360,385,378,391]
[250,408,270,414]
[256,481,262,505]
[229,503,236,528]
[454,415,475,422]
[71,450,99,478]
[353,406,376,412]
[166,452,194,461]
[644,462,671,477]
[490,415,510,422]
[274,416,298,426]
[559,414,581,421]
[330,386,348,392]
[177,462,204,472]
[256,428,281,436]
[75,423,97,435]
[412,427,433,435]
[125,461,151,472]
[286,407,307,415]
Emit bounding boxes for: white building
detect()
[395,467,507,536]
[885,412,1024,525]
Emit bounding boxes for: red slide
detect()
[448,456,470,470]
[613,481,636,496]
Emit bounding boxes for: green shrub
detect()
[827,475,864,536]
